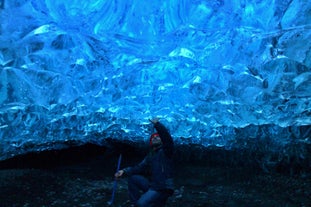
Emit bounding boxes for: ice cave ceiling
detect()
[0,0,311,160]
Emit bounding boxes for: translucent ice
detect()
[0,0,311,160]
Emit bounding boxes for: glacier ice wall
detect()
[0,0,311,160]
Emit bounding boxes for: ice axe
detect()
[107,154,122,206]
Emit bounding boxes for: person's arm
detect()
[115,156,150,178]
[150,118,174,157]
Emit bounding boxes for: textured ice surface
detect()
[0,0,311,160]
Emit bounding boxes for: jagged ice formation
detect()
[0,0,311,162]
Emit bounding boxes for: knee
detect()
[128,174,146,185]
[128,174,138,185]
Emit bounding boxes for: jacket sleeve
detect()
[123,155,150,176]
[154,122,174,157]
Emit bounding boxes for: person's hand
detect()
[114,170,124,178]
[149,117,160,124]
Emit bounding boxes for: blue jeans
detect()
[128,175,171,207]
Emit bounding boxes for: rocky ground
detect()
[0,144,310,207]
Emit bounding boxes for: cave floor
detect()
[0,154,310,207]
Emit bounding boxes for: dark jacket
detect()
[124,122,174,191]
